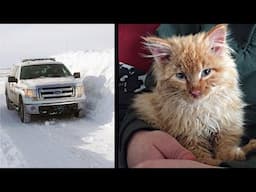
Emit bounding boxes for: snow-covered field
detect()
[0,49,114,168]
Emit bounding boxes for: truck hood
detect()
[21,77,82,88]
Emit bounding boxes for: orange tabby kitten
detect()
[132,24,256,166]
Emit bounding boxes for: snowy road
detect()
[0,50,114,168]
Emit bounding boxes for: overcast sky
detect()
[0,24,114,68]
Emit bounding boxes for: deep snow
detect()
[0,49,114,168]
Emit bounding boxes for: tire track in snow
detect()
[0,109,27,167]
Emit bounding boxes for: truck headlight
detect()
[76,85,84,97]
[24,89,37,99]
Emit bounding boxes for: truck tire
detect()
[5,92,14,110]
[19,99,31,123]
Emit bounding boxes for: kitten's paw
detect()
[229,148,246,161]
[242,139,256,154]
[217,147,246,161]
[198,158,222,166]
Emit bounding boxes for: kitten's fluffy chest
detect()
[134,86,244,146]
[152,89,241,140]
[168,98,222,138]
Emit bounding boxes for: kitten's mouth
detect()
[189,95,203,101]
[189,90,202,99]
[190,94,201,99]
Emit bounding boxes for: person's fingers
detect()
[127,131,166,168]
[176,149,197,160]
[127,130,197,168]
[150,131,196,160]
[134,159,219,168]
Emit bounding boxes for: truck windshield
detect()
[20,64,72,80]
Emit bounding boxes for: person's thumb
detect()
[153,131,197,160]
[175,148,196,160]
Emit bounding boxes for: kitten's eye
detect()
[176,72,186,80]
[201,68,212,77]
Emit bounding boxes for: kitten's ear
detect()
[142,36,171,63]
[206,24,227,56]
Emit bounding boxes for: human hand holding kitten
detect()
[127,130,217,168]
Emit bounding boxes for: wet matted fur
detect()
[133,24,256,165]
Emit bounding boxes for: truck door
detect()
[13,66,21,105]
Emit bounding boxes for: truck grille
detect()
[39,86,75,99]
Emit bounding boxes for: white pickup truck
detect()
[5,58,86,123]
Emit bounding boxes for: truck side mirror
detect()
[8,76,18,83]
[73,72,80,78]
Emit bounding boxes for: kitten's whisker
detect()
[143,42,168,49]
[161,90,184,98]
[141,53,169,58]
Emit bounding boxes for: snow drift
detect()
[54,48,114,125]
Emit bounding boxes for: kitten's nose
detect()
[189,89,201,97]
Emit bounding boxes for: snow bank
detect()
[54,48,114,125]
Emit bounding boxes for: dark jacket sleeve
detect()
[118,64,159,168]
[118,108,159,168]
